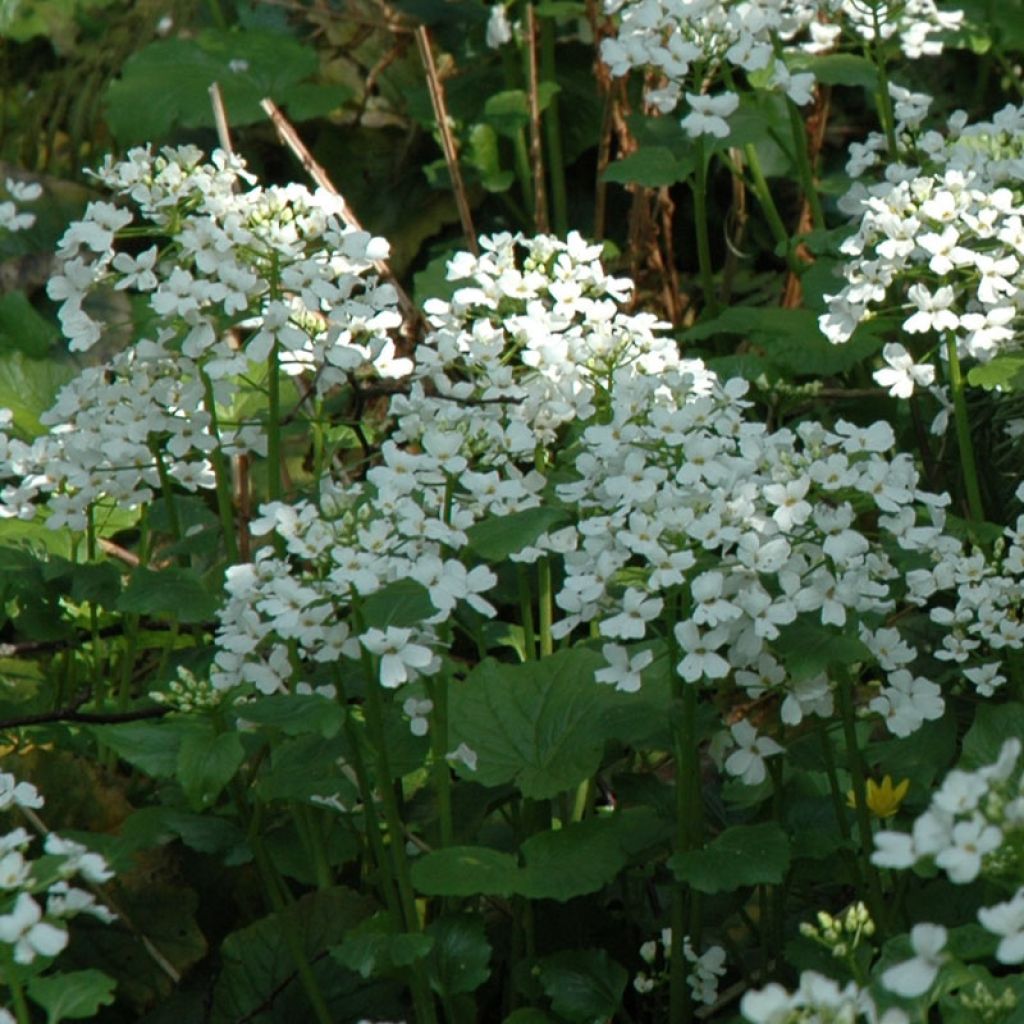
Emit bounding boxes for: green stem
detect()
[85,505,104,706]
[869,18,899,157]
[267,341,282,504]
[361,653,439,1024]
[333,669,404,924]
[539,15,568,236]
[784,98,825,231]
[944,333,985,523]
[537,556,553,657]
[4,957,30,1024]
[235,784,334,1024]
[427,672,454,848]
[692,138,718,317]
[742,143,797,270]
[517,566,537,660]
[513,128,534,217]
[668,601,699,1024]
[200,368,240,564]
[835,668,887,934]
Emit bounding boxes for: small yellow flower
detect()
[847,775,910,819]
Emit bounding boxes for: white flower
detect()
[674,621,731,683]
[681,92,739,139]
[402,697,433,736]
[903,284,960,335]
[724,719,783,786]
[0,774,43,811]
[359,627,434,688]
[873,343,935,398]
[978,888,1024,964]
[446,742,478,772]
[595,644,653,693]
[486,4,513,47]
[0,893,68,964]
[881,923,947,997]
[600,587,663,640]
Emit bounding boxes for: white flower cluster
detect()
[0,146,404,531]
[897,480,1024,690]
[0,178,41,234]
[872,737,1024,969]
[741,970,907,1024]
[211,232,968,756]
[634,928,726,1006]
[873,737,1024,895]
[553,358,953,748]
[211,231,673,706]
[599,0,960,136]
[54,145,403,373]
[822,98,1024,372]
[0,774,115,968]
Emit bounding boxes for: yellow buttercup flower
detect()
[847,775,910,819]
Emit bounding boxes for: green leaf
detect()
[91,720,190,777]
[0,351,75,438]
[427,914,492,996]
[410,846,521,898]
[211,887,376,1022]
[465,507,571,561]
[104,29,332,145]
[669,822,791,893]
[177,723,246,810]
[0,291,59,357]
[683,306,885,377]
[448,648,613,798]
[788,53,879,89]
[466,123,516,192]
[359,578,437,629]
[28,969,116,1023]
[517,817,627,899]
[255,735,358,803]
[774,616,871,683]
[968,354,1024,391]
[333,913,434,979]
[117,567,219,623]
[119,806,246,856]
[412,809,655,901]
[503,1013,558,1024]
[69,561,122,608]
[602,147,694,187]
[961,703,1024,770]
[483,84,561,137]
[236,694,343,738]
[536,949,628,1023]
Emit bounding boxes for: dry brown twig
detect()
[413,26,479,254]
[259,97,423,351]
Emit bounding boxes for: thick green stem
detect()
[835,668,887,933]
[667,602,699,1024]
[85,505,105,705]
[517,566,538,660]
[361,655,439,1024]
[785,98,825,231]
[869,15,899,158]
[427,672,454,848]
[537,556,554,657]
[539,15,568,236]
[742,143,798,271]
[692,139,718,317]
[944,333,985,523]
[4,957,30,1024]
[267,341,282,504]
[200,368,240,564]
